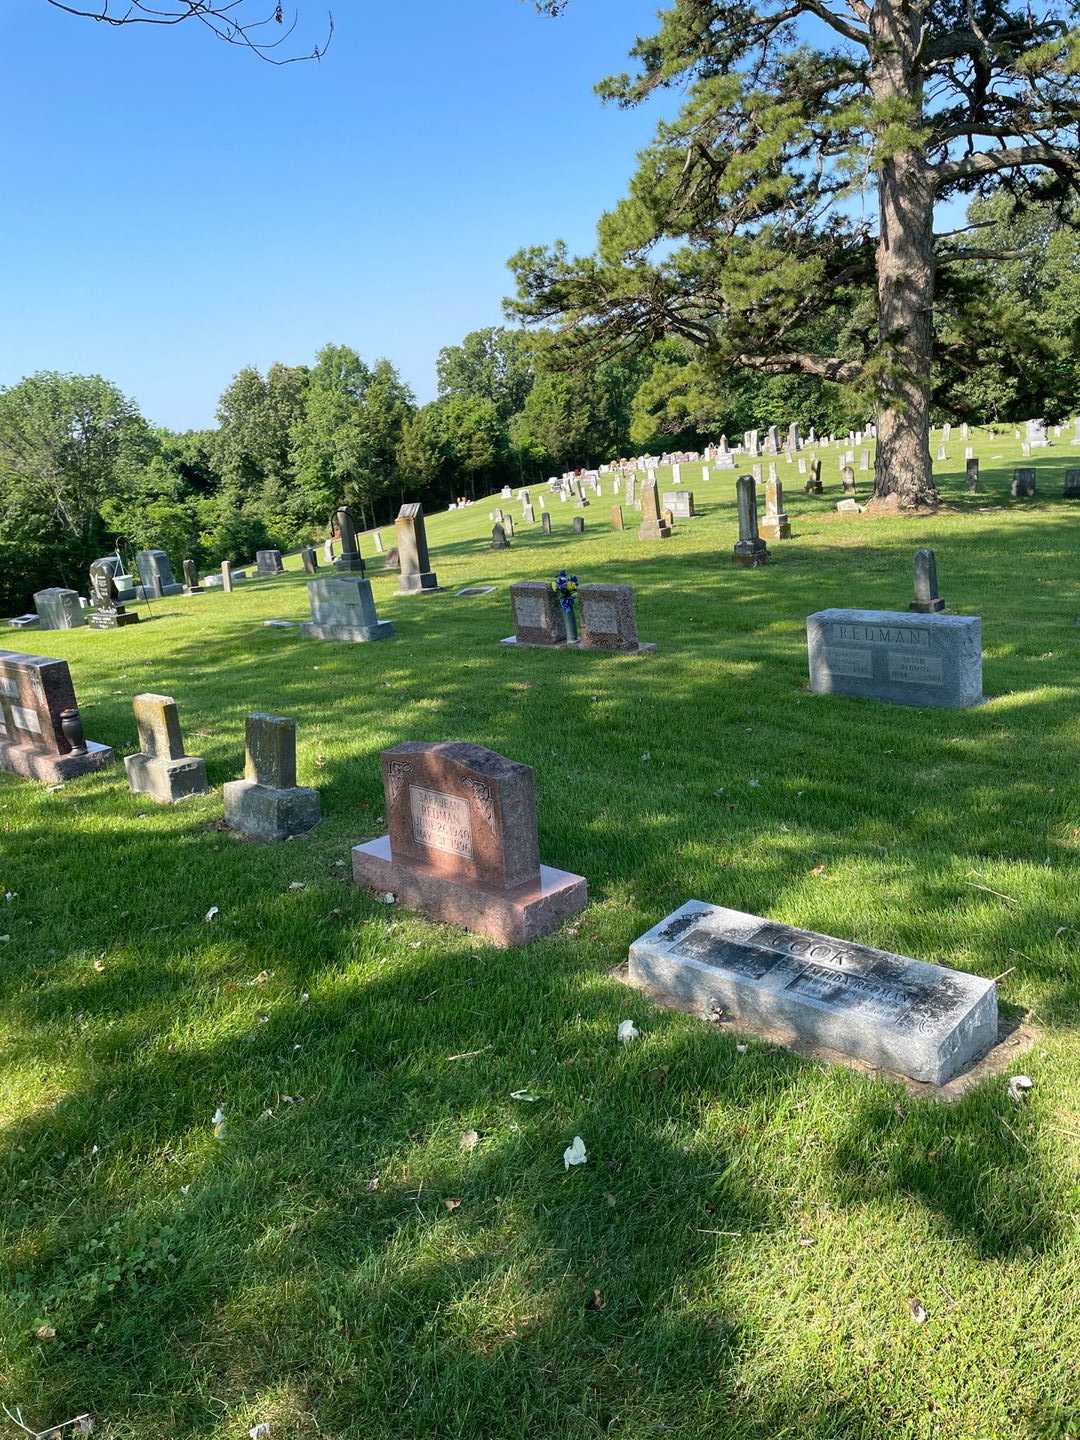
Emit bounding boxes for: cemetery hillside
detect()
[2,3,1080,1439]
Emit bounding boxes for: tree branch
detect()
[44,0,333,63]
[936,143,1080,184]
[731,351,863,381]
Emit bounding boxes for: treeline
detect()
[2,193,1078,615]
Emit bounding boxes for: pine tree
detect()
[513,0,1080,507]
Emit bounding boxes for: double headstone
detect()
[0,650,113,782]
[224,713,320,841]
[256,549,284,577]
[33,589,83,631]
[301,576,395,643]
[352,741,588,946]
[807,609,982,708]
[124,693,208,803]
[733,475,769,566]
[396,503,440,594]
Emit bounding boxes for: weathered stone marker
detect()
[759,477,791,541]
[224,713,320,842]
[804,459,823,494]
[1011,467,1036,497]
[221,561,234,594]
[301,576,394,643]
[611,504,624,531]
[352,741,588,946]
[733,474,769,566]
[662,490,695,520]
[638,480,672,540]
[910,548,945,613]
[629,901,998,1085]
[841,465,856,494]
[124,693,208,803]
[183,559,203,593]
[372,530,384,554]
[503,581,565,647]
[0,650,113,782]
[1064,468,1080,498]
[965,457,979,493]
[136,549,183,598]
[301,546,318,575]
[572,515,585,535]
[33,588,83,631]
[333,508,365,574]
[256,549,284,576]
[578,584,655,652]
[541,511,553,535]
[807,609,982,708]
[396,503,440,593]
[491,522,509,549]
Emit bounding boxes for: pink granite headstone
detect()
[352,741,587,946]
[0,650,113,783]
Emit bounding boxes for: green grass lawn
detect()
[1,427,1078,1440]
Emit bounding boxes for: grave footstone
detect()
[503,581,565,647]
[352,741,588,946]
[1011,467,1036,497]
[87,559,140,629]
[256,549,284,576]
[0,650,113,782]
[301,576,395,643]
[333,508,365,574]
[124,693,208,803]
[759,477,791,541]
[807,609,982,708]
[578,584,655,652]
[910,548,945,613]
[8,616,40,630]
[33,588,83,631]
[223,713,320,841]
[396,503,440,593]
[628,901,997,1085]
[733,475,769,566]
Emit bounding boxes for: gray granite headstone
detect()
[662,490,694,520]
[1064,468,1080,498]
[256,549,284,576]
[1011,467,1036,497]
[301,576,394,643]
[629,901,998,1085]
[33,588,84,631]
[807,608,982,708]
[136,549,183,598]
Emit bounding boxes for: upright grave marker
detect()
[1064,468,1080,498]
[224,713,320,842]
[966,457,979,493]
[0,650,113,782]
[124,693,208,803]
[256,549,284,576]
[136,550,183,598]
[910,549,945,613]
[759,477,791,541]
[87,558,140,629]
[733,475,769,566]
[301,576,395,643]
[333,508,365,574]
[807,609,982,708]
[578,584,655,653]
[491,522,509,549]
[352,741,588,946]
[1011,467,1036,497]
[183,559,203,593]
[662,490,695,519]
[629,902,998,1085]
[396,503,440,593]
[33,589,83,631]
[638,480,672,540]
[503,581,566,647]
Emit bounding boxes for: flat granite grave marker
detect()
[301,576,394,643]
[396,503,440,593]
[0,650,113,782]
[577,584,655,653]
[503,581,566,647]
[33,588,83,631]
[352,741,587,946]
[224,713,320,842]
[807,608,982,708]
[124,693,208,803]
[628,902,995,1085]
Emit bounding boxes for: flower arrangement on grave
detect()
[552,569,580,641]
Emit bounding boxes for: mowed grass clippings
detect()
[1,429,1078,1440]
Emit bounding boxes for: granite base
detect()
[352,834,587,947]
[638,523,672,540]
[223,779,320,841]
[0,738,113,784]
[398,572,441,594]
[125,752,209,803]
[301,620,395,643]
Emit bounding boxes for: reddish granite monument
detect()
[352,741,587,946]
[0,650,114,783]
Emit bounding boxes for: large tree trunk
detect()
[870,0,939,508]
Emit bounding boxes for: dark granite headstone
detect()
[629,901,998,1084]
[965,457,979,493]
[910,548,945,613]
[578,584,654,652]
[396,503,439,593]
[87,558,140,629]
[256,549,284,576]
[1064,468,1080,498]
[136,549,183,598]
[352,741,587,946]
[1011,467,1036,498]
[333,509,365,574]
[733,475,769,566]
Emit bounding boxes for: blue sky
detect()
[0,0,673,430]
